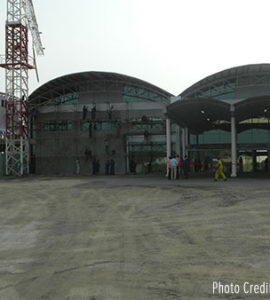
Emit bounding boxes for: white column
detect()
[175,125,181,155]
[166,118,171,158]
[231,104,237,177]
[185,127,189,157]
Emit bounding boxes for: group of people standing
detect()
[167,155,227,181]
[93,158,115,175]
[168,155,189,180]
[104,158,115,175]
[75,157,115,175]
[129,157,137,174]
[91,158,100,175]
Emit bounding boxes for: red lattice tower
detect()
[0,0,44,176]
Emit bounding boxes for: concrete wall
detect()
[35,102,167,175]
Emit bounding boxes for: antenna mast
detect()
[0,0,44,176]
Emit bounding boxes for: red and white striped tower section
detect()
[0,0,44,176]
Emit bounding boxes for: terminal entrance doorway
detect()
[238,150,268,173]
[254,150,268,172]
[188,147,269,175]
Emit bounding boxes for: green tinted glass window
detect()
[238,129,270,143]
[44,120,72,131]
[81,120,117,131]
[54,92,79,105]
[123,86,168,103]
[81,120,89,131]
[44,122,55,131]
[128,142,166,152]
[190,130,231,144]
[100,122,116,130]
[171,123,177,133]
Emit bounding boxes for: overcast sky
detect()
[0,0,270,96]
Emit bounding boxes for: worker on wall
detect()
[107,104,113,119]
[214,158,227,181]
[82,105,88,120]
[91,104,96,120]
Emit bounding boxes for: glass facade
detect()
[190,129,270,145]
[186,80,236,101]
[183,73,270,101]
[81,120,117,131]
[131,118,164,131]
[123,86,168,104]
[54,92,79,105]
[238,129,270,144]
[43,120,72,131]
[45,86,168,106]
[190,130,231,145]
[128,142,166,153]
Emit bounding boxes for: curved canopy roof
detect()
[169,64,270,134]
[29,71,172,107]
[168,95,270,134]
[180,63,270,100]
[235,95,270,121]
[168,97,231,134]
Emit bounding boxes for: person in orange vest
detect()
[167,156,172,180]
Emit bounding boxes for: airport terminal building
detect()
[2,63,270,176]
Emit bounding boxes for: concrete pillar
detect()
[231,104,237,177]
[126,139,129,174]
[185,127,189,157]
[175,125,181,156]
[166,118,171,158]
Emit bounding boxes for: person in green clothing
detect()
[214,158,227,181]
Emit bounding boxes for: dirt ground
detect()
[0,175,270,300]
